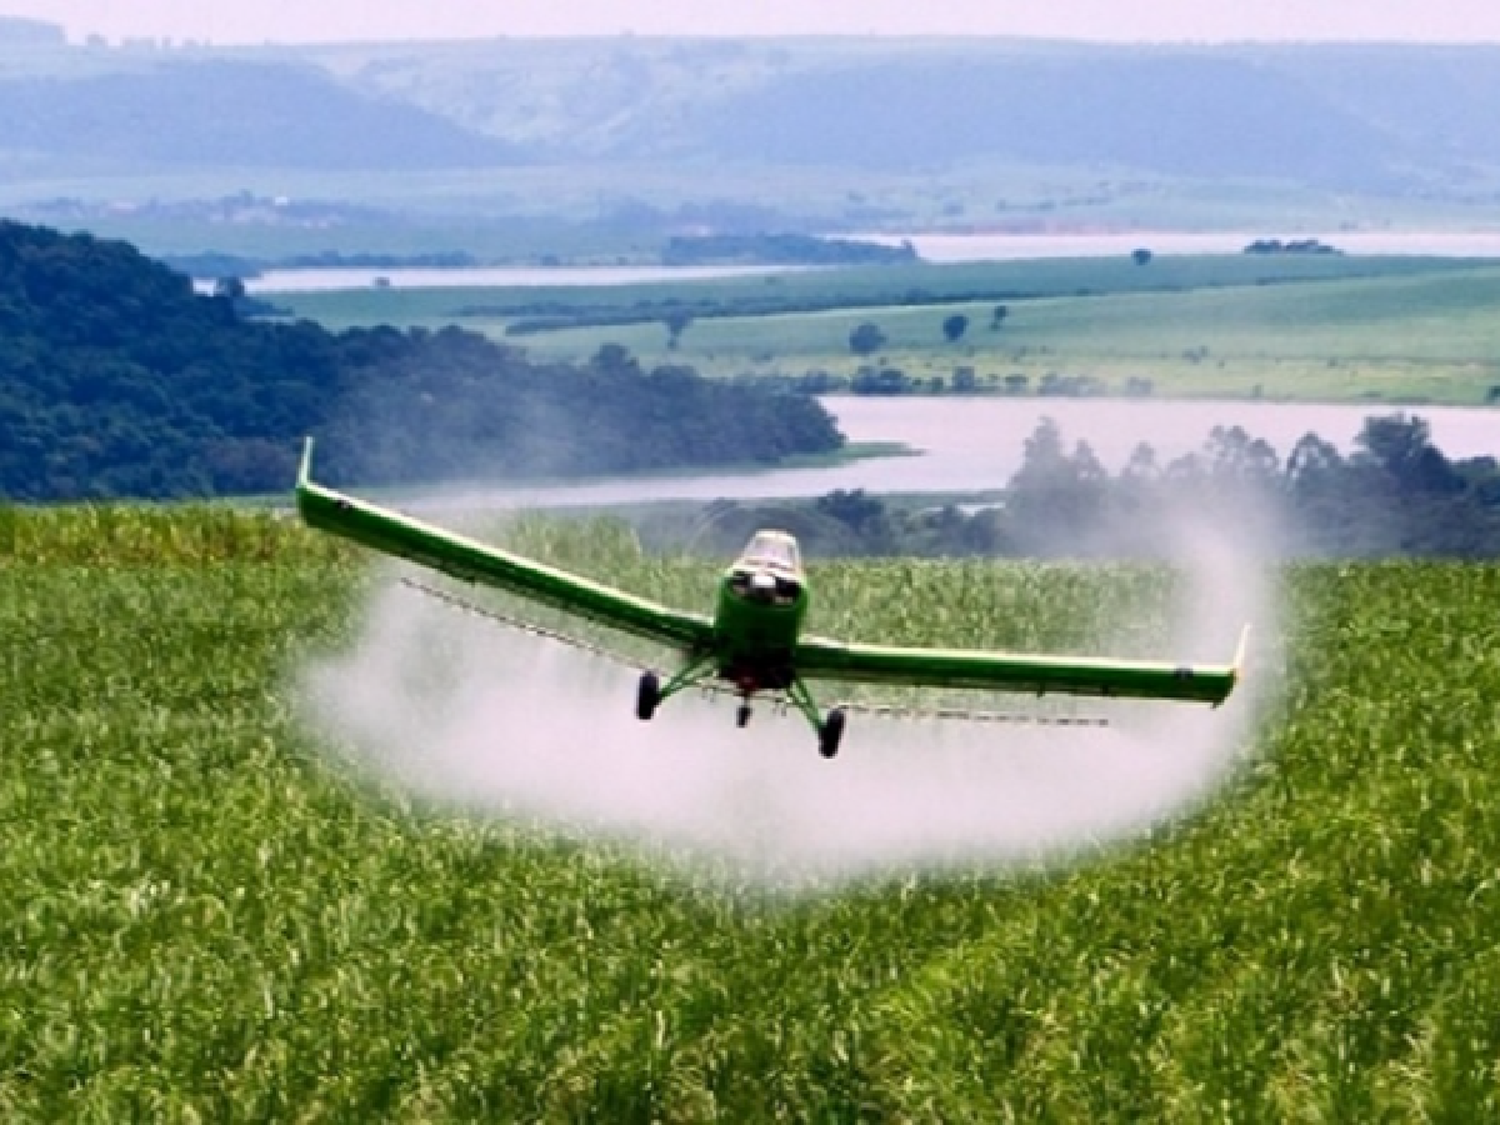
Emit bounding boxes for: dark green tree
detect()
[212,276,247,301]
[1354,414,1462,494]
[848,322,887,357]
[663,310,693,349]
[590,342,640,374]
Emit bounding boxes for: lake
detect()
[244,264,807,293]
[411,397,1499,511]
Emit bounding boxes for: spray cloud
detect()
[297,491,1280,894]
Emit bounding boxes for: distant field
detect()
[4,508,1500,1118]
[30,209,659,262]
[273,256,1500,405]
[273,252,1469,323]
[3,154,1486,240]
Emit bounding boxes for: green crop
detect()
[276,259,1500,405]
[3,509,1499,1120]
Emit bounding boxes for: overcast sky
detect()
[7,1,1500,46]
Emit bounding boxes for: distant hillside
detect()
[315,38,1500,194]
[7,38,1500,218]
[0,220,842,501]
[688,54,1395,188]
[0,16,64,47]
[0,59,523,170]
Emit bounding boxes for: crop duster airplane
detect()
[295,440,1244,758]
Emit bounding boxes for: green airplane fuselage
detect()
[709,530,809,691]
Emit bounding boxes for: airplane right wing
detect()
[794,627,1248,705]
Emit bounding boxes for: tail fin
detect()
[297,437,315,488]
[1231,624,1252,680]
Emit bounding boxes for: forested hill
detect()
[0,221,843,502]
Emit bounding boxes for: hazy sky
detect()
[7,0,1500,46]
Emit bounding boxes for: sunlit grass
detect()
[3,509,1498,1119]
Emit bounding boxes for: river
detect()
[409,397,1498,511]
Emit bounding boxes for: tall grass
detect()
[0,504,353,566]
[3,509,1498,1119]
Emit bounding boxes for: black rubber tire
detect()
[818,707,847,759]
[636,671,661,721]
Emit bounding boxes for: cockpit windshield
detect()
[740,530,801,573]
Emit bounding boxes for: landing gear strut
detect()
[633,654,716,723]
[635,663,850,759]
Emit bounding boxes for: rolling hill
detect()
[0,58,523,171]
[313,38,1500,194]
[5,36,1500,200]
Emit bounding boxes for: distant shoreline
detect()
[858,229,1500,261]
[215,229,1500,293]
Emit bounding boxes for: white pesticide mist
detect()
[297,500,1280,893]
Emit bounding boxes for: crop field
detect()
[4,507,1500,1120]
[274,252,1460,320]
[275,257,1500,406]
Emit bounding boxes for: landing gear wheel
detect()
[636,670,661,721]
[736,703,752,728]
[818,707,847,759]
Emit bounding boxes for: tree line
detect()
[0,220,843,501]
[675,414,1500,559]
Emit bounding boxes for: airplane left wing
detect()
[294,439,714,651]
[793,628,1247,705]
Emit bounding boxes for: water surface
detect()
[413,397,1498,511]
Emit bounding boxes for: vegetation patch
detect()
[656,413,1500,559]
[2,509,1498,1118]
[276,256,1500,406]
[0,220,841,502]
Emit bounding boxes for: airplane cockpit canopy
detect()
[738,530,802,576]
[729,530,803,606]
